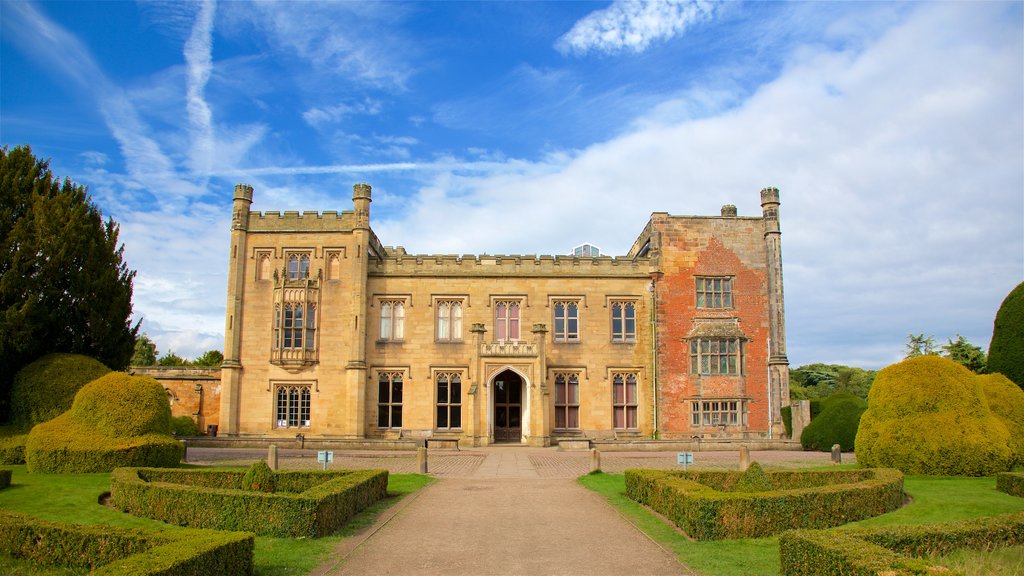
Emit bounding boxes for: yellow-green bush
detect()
[979,373,1024,467]
[10,353,110,429]
[855,356,1012,476]
[0,509,253,575]
[0,428,27,465]
[25,372,182,473]
[625,467,903,540]
[779,511,1024,575]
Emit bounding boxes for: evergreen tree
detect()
[988,281,1024,390]
[941,334,987,374]
[131,334,158,366]
[0,145,138,420]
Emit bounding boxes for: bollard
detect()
[268,444,279,471]
[739,445,750,471]
[589,448,601,474]
[831,444,842,465]
[417,446,428,474]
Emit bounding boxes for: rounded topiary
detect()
[170,416,200,437]
[734,461,772,492]
[241,460,276,493]
[800,392,868,452]
[25,372,182,473]
[978,373,1024,467]
[10,353,110,429]
[854,356,1012,476]
[988,281,1024,390]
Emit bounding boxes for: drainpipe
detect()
[649,275,660,439]
[767,338,773,440]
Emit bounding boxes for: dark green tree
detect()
[941,334,986,374]
[192,349,223,367]
[0,145,138,421]
[157,351,186,366]
[131,334,158,366]
[988,281,1024,390]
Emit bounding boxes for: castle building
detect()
[218,184,789,446]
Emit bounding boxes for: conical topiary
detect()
[734,461,772,492]
[241,460,276,493]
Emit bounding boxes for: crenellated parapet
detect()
[246,210,358,233]
[369,253,653,278]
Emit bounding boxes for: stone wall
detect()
[131,367,221,434]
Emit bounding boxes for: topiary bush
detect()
[10,353,110,429]
[734,462,772,492]
[988,281,1024,390]
[979,373,1024,467]
[241,460,276,493]
[855,355,1012,476]
[800,392,867,452]
[170,415,200,437]
[25,372,183,473]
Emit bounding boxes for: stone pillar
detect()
[739,445,750,471]
[589,448,601,474]
[530,323,550,447]
[470,323,487,446]
[831,444,842,465]
[790,400,811,440]
[268,445,279,471]
[417,446,428,473]
[761,187,790,428]
[220,183,253,436]
[345,183,372,438]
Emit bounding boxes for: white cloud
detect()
[184,0,217,177]
[303,98,383,127]
[557,0,720,56]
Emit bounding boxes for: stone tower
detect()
[760,187,790,432]
[220,183,253,435]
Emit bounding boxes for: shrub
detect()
[26,372,182,473]
[997,472,1024,498]
[734,462,772,492]
[800,392,867,452]
[625,467,903,540]
[0,428,27,465]
[855,355,1012,476]
[111,467,388,537]
[9,353,110,429]
[0,469,10,489]
[779,511,1024,575]
[169,416,200,437]
[0,509,253,575]
[241,460,276,493]
[979,373,1024,467]
[988,281,1024,390]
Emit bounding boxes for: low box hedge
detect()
[0,509,254,575]
[997,472,1024,498]
[625,467,904,540]
[111,467,389,537]
[779,511,1024,575]
[0,431,27,465]
[0,469,10,490]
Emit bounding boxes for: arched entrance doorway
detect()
[492,369,523,443]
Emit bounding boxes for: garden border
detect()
[0,509,253,575]
[996,472,1024,498]
[625,467,904,540]
[111,467,388,537]
[778,510,1024,575]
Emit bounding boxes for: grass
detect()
[931,544,1024,576]
[0,465,432,576]
[578,471,1024,576]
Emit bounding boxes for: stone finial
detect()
[721,204,737,217]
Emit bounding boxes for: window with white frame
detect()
[494,300,521,341]
[610,301,636,342]
[436,300,464,342]
[554,373,580,429]
[690,338,744,375]
[612,372,638,429]
[436,372,462,429]
[696,277,733,309]
[377,372,403,428]
[691,400,741,427]
[275,385,311,429]
[553,301,580,342]
[379,300,406,341]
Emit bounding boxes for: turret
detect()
[353,183,371,229]
[221,183,255,435]
[760,187,789,430]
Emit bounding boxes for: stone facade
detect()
[218,183,789,446]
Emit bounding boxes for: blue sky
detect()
[2,1,1022,369]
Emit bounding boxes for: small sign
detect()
[317,450,334,470]
[677,451,694,470]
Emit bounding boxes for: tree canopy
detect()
[0,145,138,421]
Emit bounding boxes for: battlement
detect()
[247,210,358,233]
[370,253,652,278]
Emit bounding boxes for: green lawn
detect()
[578,471,1024,576]
[0,465,432,576]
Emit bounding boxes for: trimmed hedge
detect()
[779,511,1024,575]
[111,467,389,537]
[979,373,1024,467]
[0,468,10,489]
[10,353,111,430]
[625,467,904,540]
[170,415,200,437]
[0,509,254,575]
[988,280,1024,390]
[26,372,183,473]
[855,355,1012,476]
[0,430,27,465]
[997,472,1024,498]
[800,393,867,452]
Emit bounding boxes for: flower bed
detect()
[779,511,1024,575]
[111,466,388,537]
[625,467,904,540]
[0,509,253,575]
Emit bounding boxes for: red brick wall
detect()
[131,367,221,434]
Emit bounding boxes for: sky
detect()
[1,0,1021,370]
